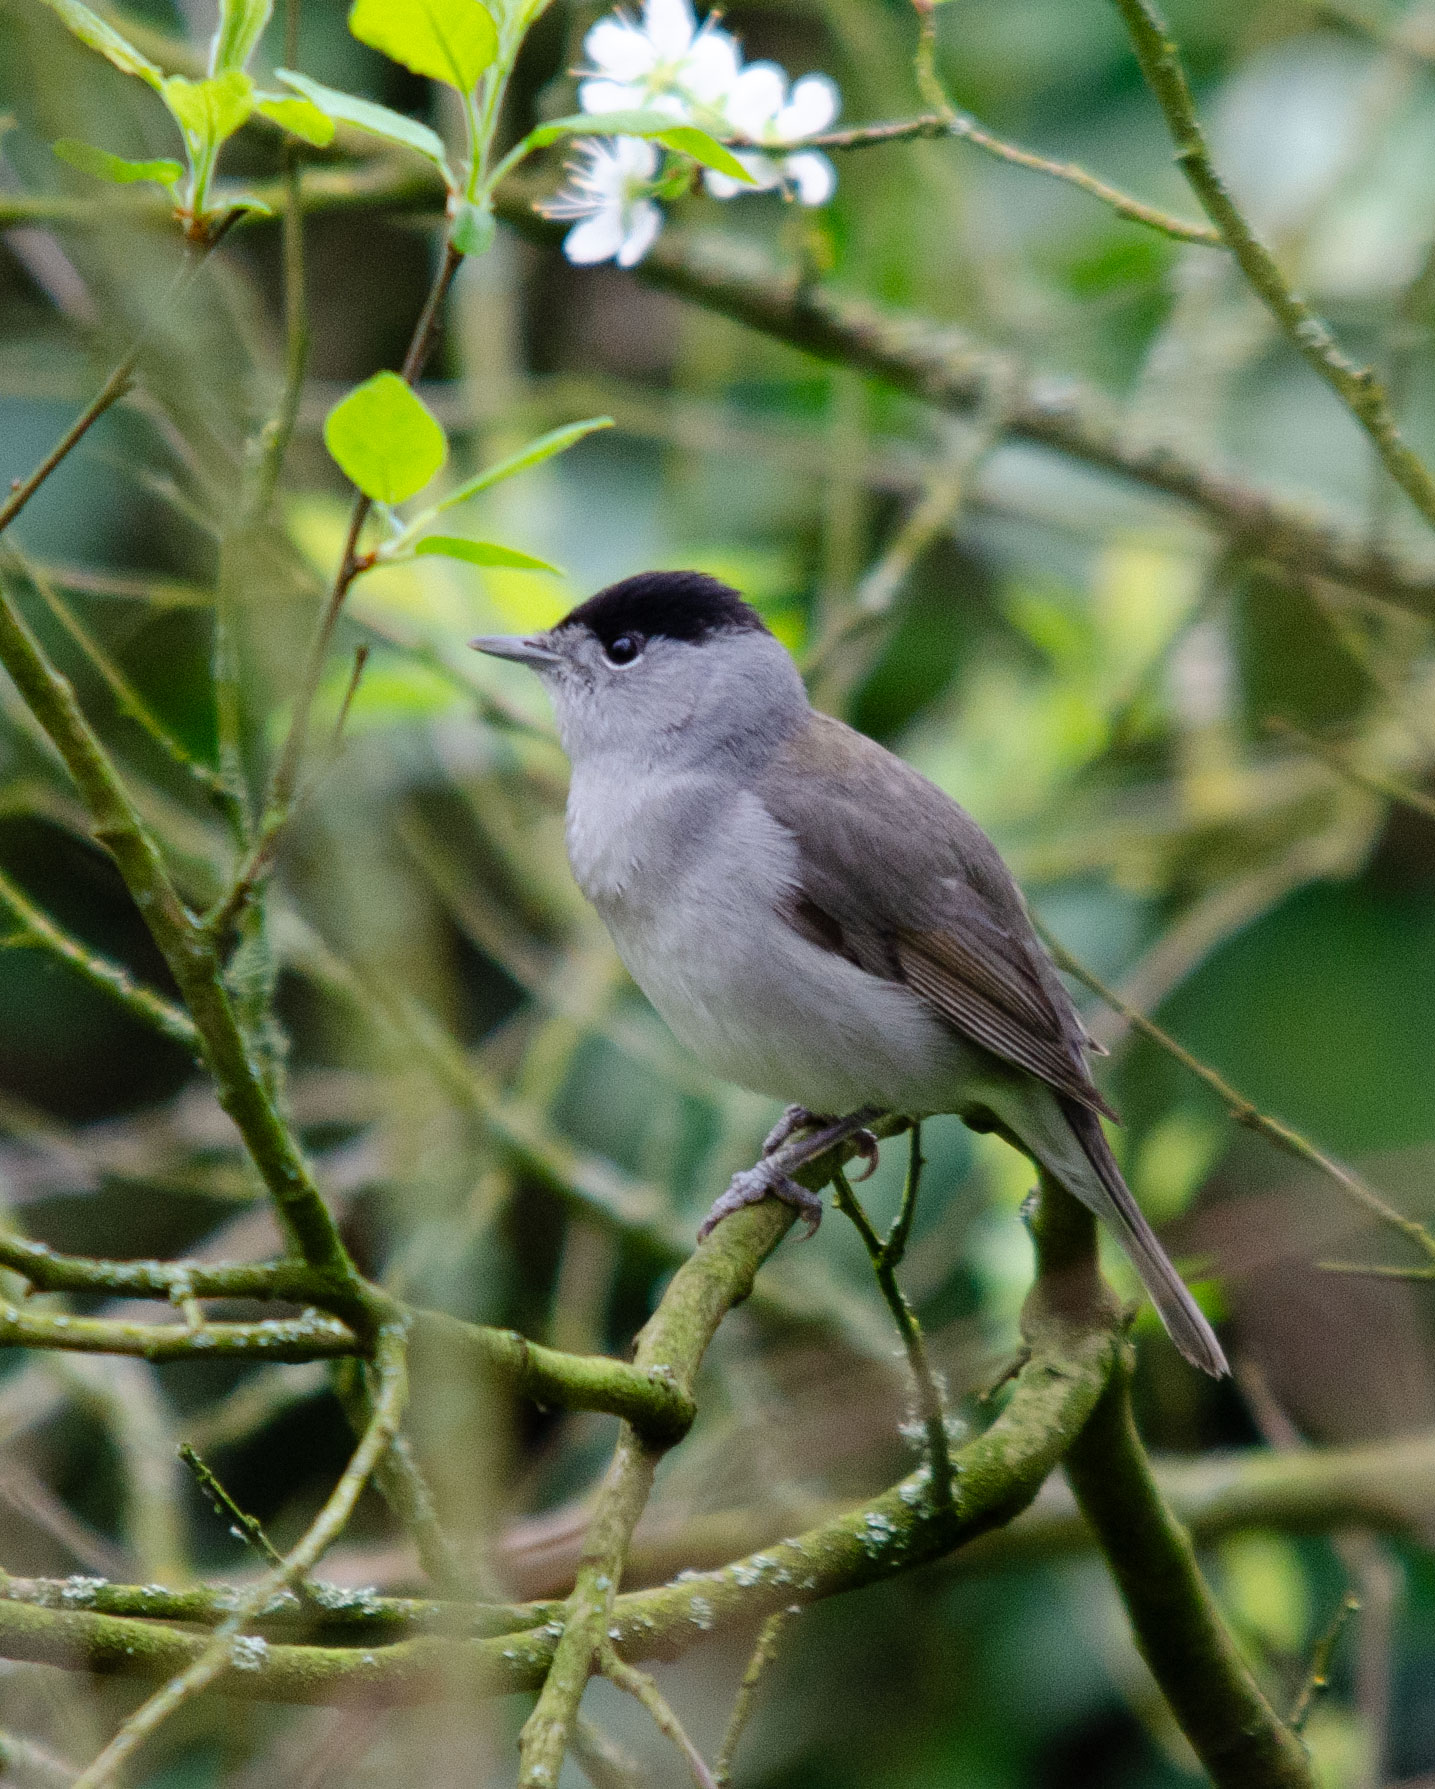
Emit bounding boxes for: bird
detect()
[471,570,1228,1377]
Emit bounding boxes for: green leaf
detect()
[348,0,497,90]
[519,110,755,182]
[274,69,453,180]
[434,417,612,511]
[449,196,494,256]
[522,107,681,151]
[654,124,753,182]
[325,372,447,504]
[162,70,255,152]
[34,0,164,89]
[53,138,182,189]
[414,537,562,573]
[210,0,272,73]
[254,94,335,145]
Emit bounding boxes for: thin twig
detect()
[0,355,137,538]
[210,240,464,938]
[178,1442,286,1569]
[832,1128,954,1511]
[769,112,1220,245]
[67,1325,408,1789]
[1266,715,1435,821]
[713,1608,796,1786]
[0,862,197,1048]
[4,547,232,809]
[1290,1592,1361,1732]
[601,1647,717,1789]
[1111,0,1435,533]
[0,216,242,539]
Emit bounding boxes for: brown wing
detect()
[895,927,1116,1117]
[760,712,1114,1120]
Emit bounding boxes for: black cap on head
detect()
[555,571,767,652]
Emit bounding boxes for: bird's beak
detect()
[469,633,560,668]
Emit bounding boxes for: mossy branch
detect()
[0,572,357,1284]
[0,1236,695,1437]
[0,1253,1120,1704]
[1065,1349,1317,1787]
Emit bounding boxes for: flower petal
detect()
[774,72,839,141]
[784,148,834,204]
[680,26,739,102]
[564,210,627,263]
[584,17,656,80]
[614,135,660,176]
[579,77,647,113]
[616,198,663,265]
[705,150,780,197]
[723,61,786,135]
[643,0,696,59]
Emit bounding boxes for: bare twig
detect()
[766,110,1219,245]
[179,1442,286,1569]
[0,862,197,1049]
[1289,1592,1361,1732]
[1111,0,1435,534]
[831,1127,955,1511]
[67,1324,408,1789]
[601,1648,716,1789]
[1266,715,1435,821]
[713,1609,796,1787]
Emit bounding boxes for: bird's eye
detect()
[605,634,643,665]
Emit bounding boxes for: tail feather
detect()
[1060,1098,1229,1378]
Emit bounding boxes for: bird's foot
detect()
[698,1107,884,1243]
[762,1105,829,1157]
[761,1106,879,1180]
[698,1160,826,1241]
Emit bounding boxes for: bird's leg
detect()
[762,1106,880,1177]
[761,1105,828,1157]
[698,1108,884,1242]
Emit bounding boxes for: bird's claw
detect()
[849,1128,880,1182]
[698,1160,825,1241]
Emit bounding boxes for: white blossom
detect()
[538,137,664,266]
[545,0,842,268]
[703,65,839,204]
[579,0,740,119]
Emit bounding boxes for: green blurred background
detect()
[2,0,1435,1780]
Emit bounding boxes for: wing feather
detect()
[760,711,1113,1118]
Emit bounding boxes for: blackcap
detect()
[472,571,1227,1376]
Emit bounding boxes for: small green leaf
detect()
[325,371,447,504]
[449,196,494,256]
[210,0,272,74]
[162,70,255,152]
[254,94,335,145]
[655,124,754,182]
[519,111,755,182]
[35,0,164,89]
[415,537,562,573]
[275,70,453,180]
[53,138,183,189]
[348,0,497,90]
[523,108,682,151]
[435,417,612,511]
